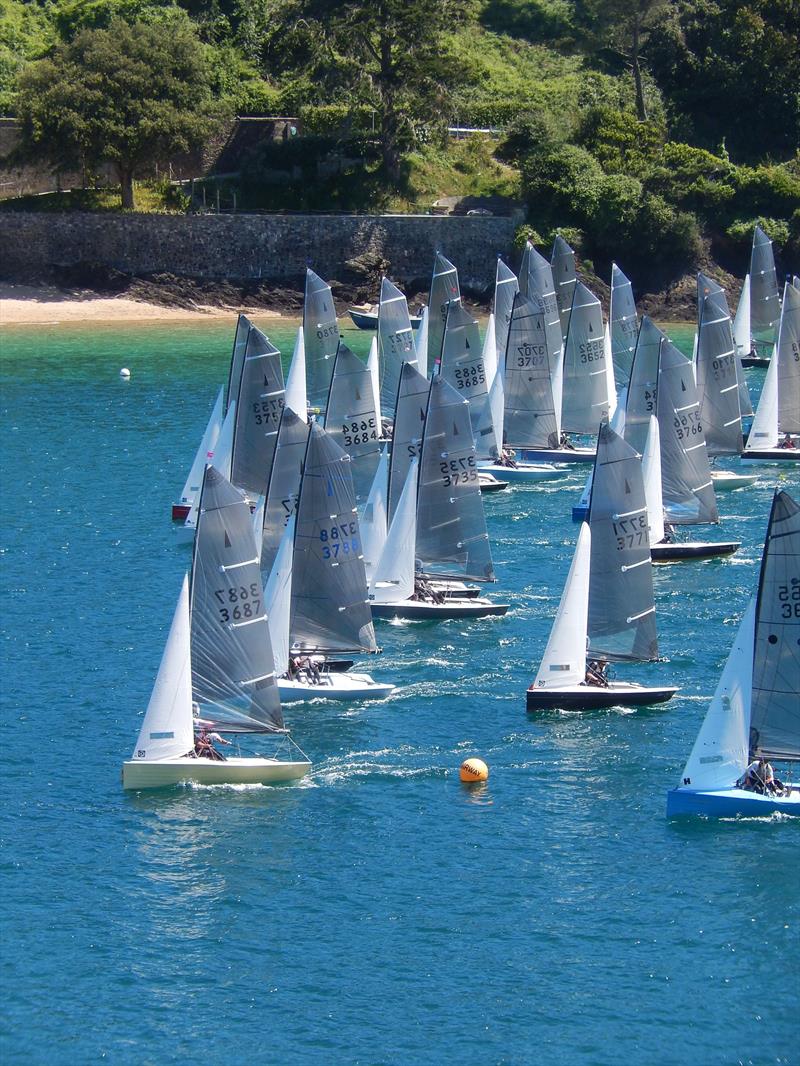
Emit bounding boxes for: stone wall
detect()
[0,211,519,290]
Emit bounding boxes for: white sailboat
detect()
[304,268,340,415]
[172,385,223,520]
[527,422,677,710]
[376,277,418,416]
[742,281,800,462]
[123,467,311,789]
[667,490,800,817]
[323,341,383,506]
[427,252,461,372]
[742,224,781,366]
[551,234,577,342]
[609,263,638,392]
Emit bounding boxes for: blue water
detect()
[2,319,798,1066]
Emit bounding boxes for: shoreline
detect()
[0,283,287,326]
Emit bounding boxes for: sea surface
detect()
[2,318,798,1066]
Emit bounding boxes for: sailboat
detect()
[551,234,577,342]
[694,273,757,491]
[609,263,639,392]
[667,490,800,817]
[323,341,383,506]
[260,405,310,577]
[273,423,395,700]
[427,252,461,372]
[527,422,677,711]
[741,224,781,367]
[742,282,800,462]
[372,374,509,619]
[304,268,340,414]
[556,280,612,456]
[376,277,419,416]
[123,466,311,789]
[172,386,223,520]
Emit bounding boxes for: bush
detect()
[578,106,665,178]
[520,143,605,227]
[497,111,564,165]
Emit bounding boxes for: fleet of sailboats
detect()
[131,228,797,815]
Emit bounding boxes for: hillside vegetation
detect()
[2,0,798,289]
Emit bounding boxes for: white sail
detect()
[777,282,800,435]
[183,400,236,531]
[131,575,194,762]
[416,306,429,379]
[642,415,665,546]
[744,346,779,451]
[367,337,382,425]
[377,277,418,415]
[494,259,519,362]
[482,312,498,387]
[733,274,751,360]
[487,366,505,459]
[285,327,307,418]
[360,446,390,587]
[604,321,618,419]
[177,386,224,509]
[533,523,591,688]
[371,457,418,603]
[678,598,754,791]
[264,515,295,678]
[576,397,627,510]
[609,263,638,389]
[561,281,610,434]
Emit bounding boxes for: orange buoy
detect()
[459,757,489,783]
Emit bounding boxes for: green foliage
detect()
[578,105,665,175]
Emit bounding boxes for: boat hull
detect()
[477,462,564,482]
[371,598,509,620]
[348,309,422,331]
[740,356,770,368]
[478,473,509,492]
[650,541,740,562]
[122,756,311,790]
[709,470,758,491]
[526,682,678,711]
[278,672,395,702]
[519,447,596,464]
[172,503,191,521]
[741,450,800,464]
[666,785,800,818]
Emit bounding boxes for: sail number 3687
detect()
[213,583,261,623]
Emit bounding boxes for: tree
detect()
[257,0,470,184]
[16,16,219,208]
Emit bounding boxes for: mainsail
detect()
[610,264,638,390]
[551,234,577,341]
[230,325,285,498]
[290,424,376,654]
[503,293,559,448]
[416,376,495,582]
[561,281,610,434]
[303,268,340,413]
[226,313,251,412]
[190,465,285,733]
[377,277,418,415]
[440,301,491,446]
[624,317,661,457]
[587,422,659,662]
[777,282,800,435]
[428,252,461,370]
[324,341,382,504]
[695,274,744,456]
[260,406,309,579]
[749,224,781,351]
[657,338,718,524]
[387,361,430,526]
[749,490,800,760]
[494,258,519,363]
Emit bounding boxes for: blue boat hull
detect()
[666,786,800,818]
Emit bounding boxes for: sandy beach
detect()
[0,283,285,326]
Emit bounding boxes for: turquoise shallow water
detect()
[2,318,799,1066]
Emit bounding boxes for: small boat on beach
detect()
[349,305,422,331]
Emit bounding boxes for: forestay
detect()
[387,361,430,526]
[260,406,309,579]
[561,281,610,434]
[749,491,800,761]
[656,338,718,524]
[290,424,376,654]
[324,342,382,505]
[416,376,495,582]
[427,252,461,371]
[610,264,638,390]
[588,422,659,662]
[695,274,744,456]
[377,277,418,415]
[749,225,781,348]
[551,235,577,341]
[190,465,285,733]
[440,301,491,447]
[231,325,285,498]
[303,269,340,413]
[503,294,559,448]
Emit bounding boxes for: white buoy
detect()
[119,367,131,379]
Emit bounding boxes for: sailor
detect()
[585,659,609,687]
[779,433,796,449]
[195,727,230,761]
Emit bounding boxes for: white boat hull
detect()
[278,672,395,702]
[122,755,311,790]
[526,681,678,711]
[477,461,564,481]
[371,597,509,620]
[477,472,509,492]
[709,469,758,490]
[667,784,800,818]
